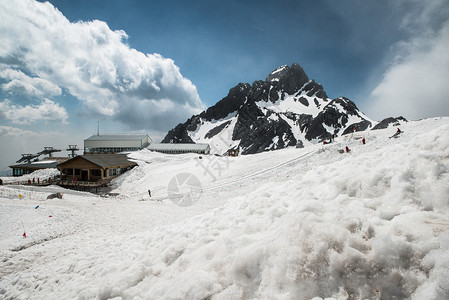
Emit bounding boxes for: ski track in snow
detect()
[0,118,449,299]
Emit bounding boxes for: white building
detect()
[84,134,151,153]
[147,143,210,155]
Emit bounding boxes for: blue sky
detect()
[44,0,413,105]
[1,0,449,173]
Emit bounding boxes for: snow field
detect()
[0,168,60,184]
[101,119,448,299]
[0,117,448,299]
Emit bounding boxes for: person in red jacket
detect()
[345,146,350,153]
[390,128,402,139]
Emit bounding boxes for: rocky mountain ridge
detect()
[162,63,401,155]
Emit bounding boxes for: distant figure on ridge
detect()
[390,128,403,139]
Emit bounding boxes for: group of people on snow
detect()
[328,127,401,154]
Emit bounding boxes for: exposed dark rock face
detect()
[298,97,309,107]
[162,63,373,155]
[341,120,373,135]
[372,116,408,130]
[163,119,195,144]
[205,121,231,139]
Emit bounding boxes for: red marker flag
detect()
[20,220,27,237]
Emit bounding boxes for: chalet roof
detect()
[147,143,210,152]
[85,134,149,141]
[58,154,137,168]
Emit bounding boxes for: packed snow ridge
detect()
[1,117,449,299]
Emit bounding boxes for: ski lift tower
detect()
[67,145,79,157]
[37,147,61,158]
[16,153,39,164]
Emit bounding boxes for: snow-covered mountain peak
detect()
[163,63,377,155]
[264,63,309,95]
[266,65,289,82]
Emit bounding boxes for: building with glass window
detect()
[147,143,210,155]
[84,134,151,153]
[9,157,69,177]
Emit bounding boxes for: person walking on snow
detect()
[345,146,351,153]
[362,138,366,145]
[148,189,151,197]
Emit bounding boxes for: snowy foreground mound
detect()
[1,118,449,299]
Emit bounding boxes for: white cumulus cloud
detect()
[0,69,62,98]
[366,0,449,120]
[0,125,38,137]
[0,0,204,130]
[0,98,68,124]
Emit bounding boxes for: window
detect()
[108,168,117,176]
[13,168,23,176]
[91,169,101,177]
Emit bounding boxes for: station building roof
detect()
[85,134,150,141]
[147,143,210,152]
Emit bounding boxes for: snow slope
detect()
[1,117,448,299]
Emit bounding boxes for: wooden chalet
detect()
[57,154,137,184]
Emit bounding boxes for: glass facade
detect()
[86,147,140,153]
[12,168,33,176]
[156,149,207,155]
